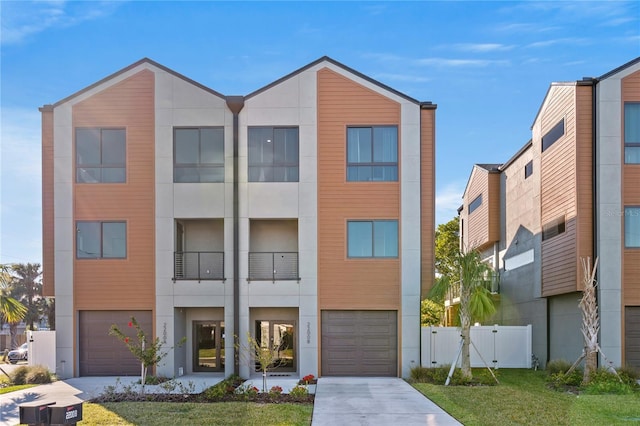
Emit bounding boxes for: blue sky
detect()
[1,0,639,266]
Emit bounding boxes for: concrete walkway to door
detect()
[311,377,461,426]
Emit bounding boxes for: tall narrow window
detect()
[248,127,299,182]
[174,127,224,182]
[347,126,398,181]
[468,194,483,214]
[541,119,565,152]
[347,220,398,258]
[76,221,126,259]
[76,128,126,183]
[625,103,640,164]
[524,160,533,179]
[625,207,640,248]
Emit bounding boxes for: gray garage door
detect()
[321,310,397,376]
[625,307,640,369]
[79,310,152,376]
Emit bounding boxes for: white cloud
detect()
[374,73,430,83]
[436,182,464,225]
[451,43,516,53]
[526,38,589,49]
[1,0,124,45]
[415,58,510,68]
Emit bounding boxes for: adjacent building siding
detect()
[623,70,640,305]
[73,70,156,310]
[462,166,500,251]
[421,108,435,297]
[41,107,55,297]
[317,67,401,310]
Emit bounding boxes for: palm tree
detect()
[429,250,497,380]
[11,263,42,329]
[0,265,28,348]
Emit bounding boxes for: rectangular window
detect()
[524,160,533,179]
[248,127,299,182]
[174,128,224,182]
[625,207,640,248]
[625,103,640,164]
[76,221,126,259]
[347,220,398,258]
[541,119,565,152]
[468,194,483,214]
[347,126,398,181]
[76,128,126,183]
[542,217,565,241]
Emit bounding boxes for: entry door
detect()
[193,321,225,372]
[255,320,295,372]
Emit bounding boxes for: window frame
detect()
[75,127,126,183]
[76,221,127,259]
[624,206,640,248]
[173,127,225,183]
[248,126,299,182]
[346,125,398,182]
[468,194,483,214]
[347,219,399,258]
[542,217,566,241]
[524,160,533,179]
[624,102,640,164]
[541,118,565,152]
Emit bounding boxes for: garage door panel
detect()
[322,310,397,377]
[626,307,640,368]
[79,310,152,376]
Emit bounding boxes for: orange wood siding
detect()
[421,108,435,297]
[503,147,538,246]
[575,85,593,290]
[540,85,579,296]
[317,68,401,310]
[72,70,155,310]
[462,167,499,251]
[623,70,640,305]
[41,108,54,297]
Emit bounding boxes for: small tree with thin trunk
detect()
[237,332,289,392]
[430,250,496,381]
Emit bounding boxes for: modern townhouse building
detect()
[459,57,640,369]
[40,57,436,379]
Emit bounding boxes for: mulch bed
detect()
[91,392,314,404]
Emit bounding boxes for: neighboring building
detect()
[459,57,640,368]
[40,57,436,379]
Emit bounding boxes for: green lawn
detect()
[77,402,313,426]
[413,369,640,426]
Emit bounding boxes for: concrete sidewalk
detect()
[311,377,461,426]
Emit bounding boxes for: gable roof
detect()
[50,57,226,107]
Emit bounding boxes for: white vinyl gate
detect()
[421,325,532,368]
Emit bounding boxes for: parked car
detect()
[8,343,28,364]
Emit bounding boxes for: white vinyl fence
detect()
[421,325,532,369]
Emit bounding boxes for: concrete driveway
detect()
[312,377,461,426]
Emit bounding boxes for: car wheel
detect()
[9,360,17,364]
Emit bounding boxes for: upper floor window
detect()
[76,221,126,259]
[625,103,640,164]
[248,127,299,182]
[625,207,640,248]
[542,217,565,241]
[469,194,483,214]
[524,160,533,179]
[347,126,398,181]
[541,119,565,152]
[76,128,126,183]
[347,220,398,258]
[174,128,224,182]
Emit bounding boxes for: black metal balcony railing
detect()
[174,251,224,281]
[248,252,299,281]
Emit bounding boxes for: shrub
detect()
[547,369,583,391]
[289,385,308,397]
[617,365,640,385]
[582,368,636,395]
[546,359,572,375]
[10,366,29,385]
[203,375,245,400]
[408,365,468,385]
[268,385,283,396]
[25,366,53,384]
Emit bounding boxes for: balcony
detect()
[248,252,299,281]
[174,251,225,281]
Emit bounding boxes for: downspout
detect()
[590,77,599,367]
[226,96,245,376]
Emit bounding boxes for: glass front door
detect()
[193,321,224,372]
[254,320,295,372]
